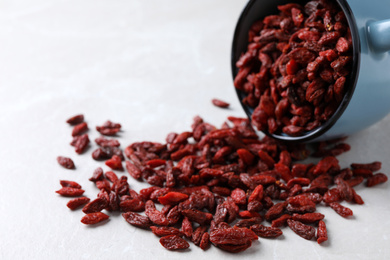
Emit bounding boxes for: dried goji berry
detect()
[158,192,189,205]
[71,134,90,154]
[181,216,193,238]
[66,114,84,125]
[210,227,258,252]
[292,213,324,223]
[160,235,190,250]
[323,188,342,203]
[366,173,388,187]
[96,120,121,136]
[95,136,120,147]
[212,98,230,108]
[56,187,85,197]
[237,148,255,166]
[82,197,108,214]
[351,162,382,172]
[125,161,142,180]
[199,232,210,250]
[81,212,109,225]
[150,226,183,237]
[287,219,315,240]
[191,226,207,246]
[146,159,166,168]
[67,197,90,210]
[265,201,288,221]
[271,214,292,227]
[248,184,264,203]
[317,220,328,244]
[57,156,75,169]
[72,122,88,137]
[120,198,145,212]
[250,224,283,238]
[104,171,118,183]
[216,240,252,253]
[105,155,123,171]
[60,180,81,189]
[352,168,373,178]
[231,188,247,205]
[313,156,339,175]
[122,212,152,229]
[329,202,353,218]
[181,209,213,226]
[235,217,263,228]
[351,188,364,205]
[145,200,169,226]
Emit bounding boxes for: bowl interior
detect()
[231,0,361,142]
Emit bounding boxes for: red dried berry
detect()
[237,148,255,165]
[150,226,183,237]
[323,188,342,203]
[82,197,108,214]
[292,213,324,224]
[199,232,210,250]
[181,216,193,238]
[181,209,213,226]
[159,235,190,250]
[145,200,169,226]
[235,217,263,228]
[351,188,364,205]
[66,114,84,125]
[351,161,382,172]
[329,202,353,218]
[231,188,247,205]
[105,171,118,183]
[210,227,258,252]
[96,120,121,136]
[265,201,288,221]
[158,192,189,205]
[352,168,373,178]
[366,173,388,187]
[81,212,109,225]
[119,198,145,212]
[314,156,339,175]
[287,219,316,240]
[317,220,328,244]
[105,155,124,171]
[67,197,90,210]
[122,212,152,229]
[212,98,230,108]
[95,136,120,147]
[60,180,81,189]
[287,178,310,189]
[146,159,166,168]
[72,122,88,137]
[250,224,283,238]
[57,156,75,169]
[271,214,292,228]
[56,187,85,197]
[125,161,142,179]
[71,134,90,154]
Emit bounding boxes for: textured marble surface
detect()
[0,1,389,259]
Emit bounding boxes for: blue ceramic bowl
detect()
[232,0,390,142]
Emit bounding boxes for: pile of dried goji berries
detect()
[234,0,353,136]
[56,113,387,253]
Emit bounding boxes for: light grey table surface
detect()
[0,1,389,259]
